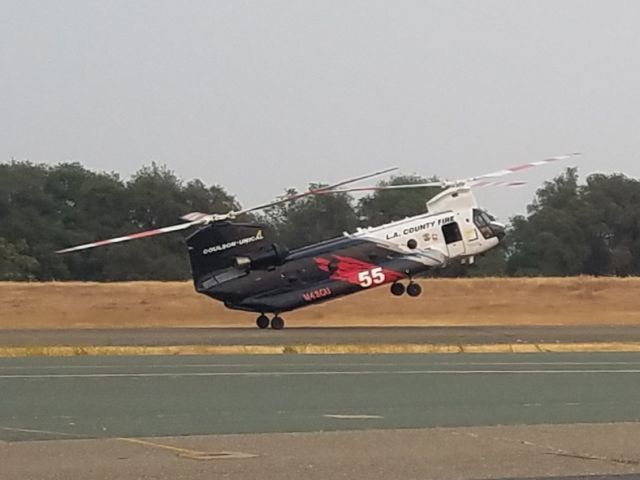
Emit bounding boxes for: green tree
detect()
[261,185,358,249]
[0,161,240,281]
[578,173,640,276]
[357,175,441,226]
[0,161,70,279]
[507,168,640,277]
[0,238,39,280]
[507,168,587,276]
[467,244,508,277]
[102,164,239,280]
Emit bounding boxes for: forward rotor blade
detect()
[56,220,201,254]
[311,179,527,194]
[466,153,581,185]
[231,166,398,216]
[470,180,527,188]
[304,153,578,194]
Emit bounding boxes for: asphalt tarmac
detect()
[3,325,640,347]
[2,353,640,479]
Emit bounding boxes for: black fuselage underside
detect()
[194,236,427,314]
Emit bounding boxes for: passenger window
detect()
[441,222,462,245]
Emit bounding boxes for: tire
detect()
[271,316,285,330]
[406,282,422,297]
[390,282,405,296]
[256,315,270,329]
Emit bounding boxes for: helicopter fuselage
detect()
[190,187,504,316]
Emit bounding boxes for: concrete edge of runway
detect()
[3,341,640,357]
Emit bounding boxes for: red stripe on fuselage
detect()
[315,255,404,286]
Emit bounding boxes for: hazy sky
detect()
[2,0,640,221]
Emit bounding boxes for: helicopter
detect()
[57,154,579,329]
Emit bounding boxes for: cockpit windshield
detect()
[473,209,497,239]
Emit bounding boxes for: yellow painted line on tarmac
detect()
[118,437,257,460]
[0,425,255,461]
[2,342,640,357]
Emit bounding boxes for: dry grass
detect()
[1,277,639,329]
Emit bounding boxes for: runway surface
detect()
[3,325,640,347]
[2,353,640,479]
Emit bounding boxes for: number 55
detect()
[358,267,385,288]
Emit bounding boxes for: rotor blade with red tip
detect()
[308,153,579,194]
[468,180,527,188]
[312,180,526,194]
[466,153,581,185]
[56,220,201,254]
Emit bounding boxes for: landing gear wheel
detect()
[256,314,270,329]
[390,282,405,296]
[271,316,285,330]
[407,282,422,297]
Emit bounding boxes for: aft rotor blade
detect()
[466,153,581,185]
[232,166,398,216]
[311,182,445,194]
[56,220,201,254]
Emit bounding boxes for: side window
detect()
[441,222,462,245]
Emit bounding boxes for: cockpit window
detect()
[473,209,496,239]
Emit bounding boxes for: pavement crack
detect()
[543,448,640,466]
[455,430,640,468]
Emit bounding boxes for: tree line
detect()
[1,161,639,280]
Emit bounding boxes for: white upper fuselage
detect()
[350,186,501,268]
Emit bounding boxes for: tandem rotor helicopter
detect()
[58,154,579,329]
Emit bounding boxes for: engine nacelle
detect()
[234,243,289,270]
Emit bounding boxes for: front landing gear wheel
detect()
[390,282,405,296]
[407,282,422,297]
[256,314,270,329]
[271,316,285,330]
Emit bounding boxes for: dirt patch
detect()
[0,278,639,329]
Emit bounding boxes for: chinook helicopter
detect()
[57,154,579,329]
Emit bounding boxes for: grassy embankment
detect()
[1,277,638,329]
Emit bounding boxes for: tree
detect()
[6,159,640,280]
[101,164,240,280]
[0,238,39,280]
[507,168,588,276]
[467,243,508,277]
[578,173,640,276]
[507,168,640,276]
[357,175,441,227]
[261,185,359,249]
[0,161,240,280]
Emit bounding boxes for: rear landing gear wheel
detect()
[407,282,422,297]
[390,282,405,296]
[271,316,285,330]
[256,314,270,329]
